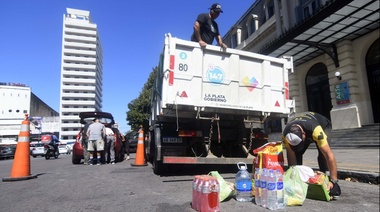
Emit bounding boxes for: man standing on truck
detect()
[282,111,341,199]
[191,3,227,49]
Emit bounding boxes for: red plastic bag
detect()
[253,141,284,173]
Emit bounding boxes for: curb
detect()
[338,170,379,185]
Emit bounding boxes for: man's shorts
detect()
[87,139,105,151]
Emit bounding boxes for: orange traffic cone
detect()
[2,114,37,182]
[131,127,148,167]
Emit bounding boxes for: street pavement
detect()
[0,153,379,212]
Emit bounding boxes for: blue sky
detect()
[0,0,254,133]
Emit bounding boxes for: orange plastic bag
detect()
[253,141,284,174]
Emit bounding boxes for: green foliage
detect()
[126,67,157,132]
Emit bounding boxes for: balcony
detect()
[62,63,97,71]
[63,55,96,63]
[64,34,97,43]
[61,100,96,106]
[63,49,96,57]
[64,27,97,36]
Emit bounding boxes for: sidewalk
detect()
[268,132,379,184]
[296,148,379,184]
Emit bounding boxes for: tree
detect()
[126,67,157,132]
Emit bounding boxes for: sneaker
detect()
[126,156,130,160]
[97,163,101,166]
[84,162,88,165]
[111,161,115,165]
[89,163,93,165]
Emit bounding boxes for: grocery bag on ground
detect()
[253,141,284,173]
[307,171,331,201]
[284,166,309,206]
[208,171,236,202]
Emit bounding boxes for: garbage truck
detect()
[148,33,294,174]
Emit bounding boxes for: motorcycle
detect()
[44,144,59,160]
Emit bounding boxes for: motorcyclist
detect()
[49,132,60,155]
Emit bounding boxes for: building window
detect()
[298,0,320,21]
[266,0,275,19]
[247,14,259,37]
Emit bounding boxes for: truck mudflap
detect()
[163,155,255,165]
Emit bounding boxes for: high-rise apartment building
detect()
[59,8,103,142]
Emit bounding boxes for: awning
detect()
[258,0,379,67]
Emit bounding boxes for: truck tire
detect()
[146,131,154,163]
[152,126,164,175]
[153,158,163,175]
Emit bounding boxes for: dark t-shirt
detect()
[282,112,331,148]
[191,13,220,45]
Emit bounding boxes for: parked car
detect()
[72,112,125,164]
[30,143,45,157]
[66,141,75,154]
[125,131,139,153]
[0,145,16,159]
[59,145,68,155]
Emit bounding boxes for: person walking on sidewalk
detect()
[86,118,106,165]
[191,3,227,49]
[81,120,92,165]
[282,111,341,198]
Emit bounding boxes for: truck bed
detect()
[152,33,294,121]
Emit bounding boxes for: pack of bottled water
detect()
[253,167,284,210]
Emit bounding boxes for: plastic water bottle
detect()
[208,177,220,212]
[192,175,201,210]
[196,175,206,211]
[201,176,212,212]
[267,169,277,210]
[235,162,253,202]
[276,169,285,209]
[254,168,262,205]
[260,168,268,208]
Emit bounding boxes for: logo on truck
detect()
[206,65,224,85]
[242,76,259,92]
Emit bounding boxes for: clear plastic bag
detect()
[284,166,309,206]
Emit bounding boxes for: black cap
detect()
[210,3,223,13]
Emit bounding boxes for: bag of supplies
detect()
[284,166,309,206]
[253,141,285,174]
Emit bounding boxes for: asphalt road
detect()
[0,154,379,212]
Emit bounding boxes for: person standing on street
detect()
[105,127,116,164]
[282,111,341,199]
[86,118,105,165]
[191,3,227,49]
[124,133,131,160]
[81,120,93,165]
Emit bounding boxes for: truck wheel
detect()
[152,126,165,174]
[153,158,163,175]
